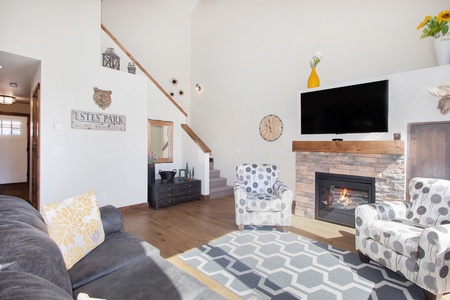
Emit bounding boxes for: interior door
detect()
[407,121,450,185]
[0,115,28,184]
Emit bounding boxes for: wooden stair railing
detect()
[181,124,211,154]
[101,24,187,117]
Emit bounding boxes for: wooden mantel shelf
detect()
[292,140,404,155]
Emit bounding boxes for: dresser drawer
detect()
[148,179,201,209]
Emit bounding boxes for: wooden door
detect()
[407,121,450,185]
[31,84,40,209]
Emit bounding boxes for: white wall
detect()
[0,0,148,208]
[102,0,196,184]
[190,0,450,191]
[101,0,193,116]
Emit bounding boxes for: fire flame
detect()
[339,188,349,205]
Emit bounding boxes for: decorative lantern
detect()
[102,47,120,70]
[127,62,136,74]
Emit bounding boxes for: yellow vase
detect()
[307,68,320,88]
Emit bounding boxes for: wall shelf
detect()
[292,140,404,155]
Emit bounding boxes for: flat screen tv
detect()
[300,79,389,135]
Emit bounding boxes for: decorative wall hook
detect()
[427,84,450,115]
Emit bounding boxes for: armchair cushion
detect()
[236,163,280,194]
[407,178,450,226]
[367,218,424,259]
[246,193,281,212]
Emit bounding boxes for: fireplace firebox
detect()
[315,172,375,227]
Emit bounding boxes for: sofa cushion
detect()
[69,231,160,289]
[42,191,105,269]
[0,195,47,233]
[407,178,450,226]
[0,271,73,300]
[0,219,73,295]
[73,255,212,300]
[367,218,425,259]
[246,193,282,212]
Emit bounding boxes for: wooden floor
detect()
[119,196,357,299]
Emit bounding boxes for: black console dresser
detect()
[148,178,201,209]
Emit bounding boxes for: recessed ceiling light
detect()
[9,82,18,88]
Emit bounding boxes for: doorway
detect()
[0,51,41,207]
[0,112,30,202]
[0,114,28,184]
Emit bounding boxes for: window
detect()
[0,120,21,135]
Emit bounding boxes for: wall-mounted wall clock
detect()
[259,114,283,142]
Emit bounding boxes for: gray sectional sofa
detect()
[0,195,224,299]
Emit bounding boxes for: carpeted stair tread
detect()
[209,177,227,188]
[209,169,221,179]
[210,185,233,199]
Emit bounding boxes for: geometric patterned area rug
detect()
[179,226,425,300]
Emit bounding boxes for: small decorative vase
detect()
[433,35,450,66]
[307,68,320,88]
[148,164,155,183]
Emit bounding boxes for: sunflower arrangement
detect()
[417,10,450,39]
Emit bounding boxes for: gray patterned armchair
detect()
[234,163,293,232]
[355,177,450,300]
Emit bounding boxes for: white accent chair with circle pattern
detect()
[355,177,450,300]
[234,163,293,232]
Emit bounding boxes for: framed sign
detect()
[71,110,126,131]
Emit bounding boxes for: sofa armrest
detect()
[417,224,450,295]
[99,205,123,236]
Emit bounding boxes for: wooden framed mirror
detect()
[148,119,173,163]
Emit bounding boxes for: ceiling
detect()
[165,0,200,12]
[0,51,41,104]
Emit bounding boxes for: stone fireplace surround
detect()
[292,141,405,219]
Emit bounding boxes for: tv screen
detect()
[300,80,389,135]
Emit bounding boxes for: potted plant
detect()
[417,10,450,65]
[307,50,323,88]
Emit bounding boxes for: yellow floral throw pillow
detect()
[42,191,105,269]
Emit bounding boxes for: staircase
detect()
[209,160,234,199]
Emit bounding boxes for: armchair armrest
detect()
[234,180,248,226]
[417,224,450,295]
[273,181,293,204]
[234,180,247,201]
[355,201,410,253]
[355,201,410,224]
[99,205,123,236]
